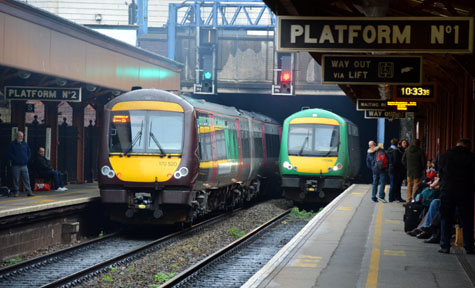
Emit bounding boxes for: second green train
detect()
[279,108,361,203]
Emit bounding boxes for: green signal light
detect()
[203,71,212,80]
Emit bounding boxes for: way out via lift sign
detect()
[277,16,473,53]
[322,55,422,85]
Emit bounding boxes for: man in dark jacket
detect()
[8,131,34,197]
[32,147,67,191]
[387,138,404,202]
[366,140,388,203]
[402,139,426,203]
[438,139,475,254]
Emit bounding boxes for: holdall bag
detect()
[404,202,425,232]
[34,183,51,191]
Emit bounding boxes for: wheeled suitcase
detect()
[403,202,424,232]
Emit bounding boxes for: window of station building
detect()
[84,104,96,127]
[58,101,72,126]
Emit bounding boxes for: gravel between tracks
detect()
[80,199,294,288]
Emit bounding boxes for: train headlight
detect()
[179,167,189,177]
[107,169,116,178]
[333,163,343,171]
[174,167,189,179]
[101,166,110,176]
[283,161,293,170]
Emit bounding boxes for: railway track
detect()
[0,213,230,288]
[161,209,304,288]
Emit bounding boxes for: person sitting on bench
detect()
[32,147,68,191]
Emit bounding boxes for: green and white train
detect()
[279,108,360,203]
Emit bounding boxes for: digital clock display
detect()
[394,84,435,102]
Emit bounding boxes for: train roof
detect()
[181,95,279,125]
[105,89,279,125]
[284,108,356,126]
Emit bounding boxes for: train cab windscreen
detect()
[288,124,339,157]
[109,110,184,154]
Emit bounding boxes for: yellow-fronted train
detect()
[99,89,281,226]
[279,108,360,204]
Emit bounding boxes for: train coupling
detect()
[133,192,153,210]
[305,180,318,193]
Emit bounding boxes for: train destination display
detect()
[277,16,473,53]
[322,55,422,84]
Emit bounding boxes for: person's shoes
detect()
[438,247,450,254]
[424,236,440,244]
[416,231,432,239]
[407,228,422,236]
[55,188,62,192]
[402,203,407,207]
[371,198,378,202]
[396,198,405,203]
[378,198,387,203]
[27,193,36,197]
[465,248,474,254]
[61,187,68,191]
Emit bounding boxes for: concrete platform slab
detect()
[243,184,475,288]
[0,183,99,218]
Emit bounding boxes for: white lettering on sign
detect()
[289,24,411,45]
[431,25,460,44]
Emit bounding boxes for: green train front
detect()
[279,108,360,203]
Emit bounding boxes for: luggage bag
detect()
[403,202,424,232]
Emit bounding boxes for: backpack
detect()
[375,150,389,170]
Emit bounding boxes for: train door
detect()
[196,112,215,188]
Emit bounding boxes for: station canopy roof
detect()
[263,0,475,101]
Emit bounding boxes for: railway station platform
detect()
[244,184,475,288]
[0,183,100,219]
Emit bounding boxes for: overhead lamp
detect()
[18,70,31,79]
[56,78,68,87]
[86,84,97,92]
[95,13,102,22]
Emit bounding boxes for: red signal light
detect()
[281,71,291,82]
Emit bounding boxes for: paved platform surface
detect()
[0,183,100,218]
[244,184,475,288]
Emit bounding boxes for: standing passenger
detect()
[387,138,404,202]
[366,140,388,203]
[402,139,426,203]
[399,139,409,185]
[438,139,475,254]
[8,131,35,197]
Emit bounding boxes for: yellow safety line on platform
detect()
[0,189,97,204]
[366,201,384,288]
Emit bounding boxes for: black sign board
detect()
[357,99,387,111]
[25,104,35,113]
[322,55,422,85]
[5,86,82,102]
[277,16,473,53]
[394,84,436,102]
[364,110,406,119]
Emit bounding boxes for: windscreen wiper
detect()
[149,121,166,156]
[298,135,309,156]
[124,120,143,156]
